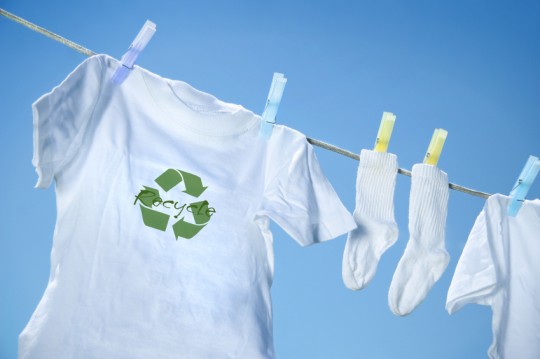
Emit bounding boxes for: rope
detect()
[1,7,492,200]
[306,138,490,199]
[0,8,96,56]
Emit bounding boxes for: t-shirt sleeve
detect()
[446,204,499,314]
[32,55,105,189]
[257,133,356,247]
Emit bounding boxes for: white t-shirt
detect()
[446,194,540,359]
[19,54,356,359]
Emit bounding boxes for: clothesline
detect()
[0,7,491,199]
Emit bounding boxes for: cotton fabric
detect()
[388,164,450,316]
[19,55,356,359]
[447,194,540,359]
[342,149,399,290]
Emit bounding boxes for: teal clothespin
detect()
[508,155,540,217]
[259,73,287,139]
[112,20,156,84]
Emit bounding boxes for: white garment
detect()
[388,164,450,316]
[342,149,399,290]
[446,194,540,359]
[20,55,356,359]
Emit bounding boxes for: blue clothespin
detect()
[111,20,156,85]
[508,155,540,217]
[259,73,287,139]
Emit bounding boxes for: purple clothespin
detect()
[111,20,156,84]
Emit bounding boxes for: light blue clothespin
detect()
[111,20,156,85]
[259,73,287,139]
[508,155,540,217]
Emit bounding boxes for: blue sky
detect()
[1,1,539,358]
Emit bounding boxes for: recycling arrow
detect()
[140,204,169,231]
[188,200,213,224]
[172,200,213,240]
[172,218,207,240]
[137,186,160,207]
[134,168,215,241]
[136,186,170,231]
[155,169,208,197]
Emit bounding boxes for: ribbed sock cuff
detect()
[356,149,398,220]
[409,164,449,244]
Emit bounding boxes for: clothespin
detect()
[259,73,287,139]
[423,129,448,166]
[508,155,540,217]
[373,112,396,152]
[111,20,156,85]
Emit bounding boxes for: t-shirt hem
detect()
[446,279,497,314]
[305,214,357,247]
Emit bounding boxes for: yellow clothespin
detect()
[373,112,396,152]
[423,129,448,166]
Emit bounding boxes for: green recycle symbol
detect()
[135,169,214,240]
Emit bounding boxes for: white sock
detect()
[388,164,450,316]
[342,149,399,290]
